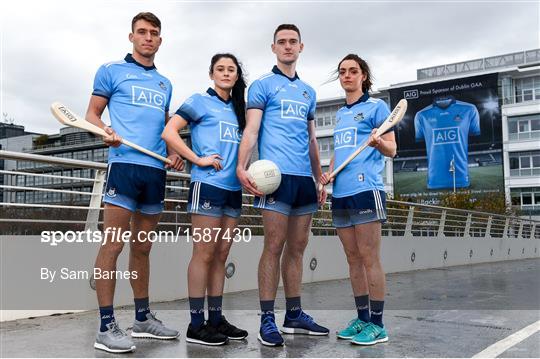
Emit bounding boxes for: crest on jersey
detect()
[454,115,462,122]
[354,112,365,122]
[267,197,276,205]
[302,91,311,100]
[159,81,167,90]
[357,173,365,182]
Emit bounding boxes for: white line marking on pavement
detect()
[472,319,540,358]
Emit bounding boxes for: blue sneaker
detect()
[337,318,368,339]
[281,311,329,336]
[258,315,284,346]
[350,322,388,345]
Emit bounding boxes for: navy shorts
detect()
[188,181,242,218]
[103,162,166,215]
[332,189,387,228]
[253,174,318,216]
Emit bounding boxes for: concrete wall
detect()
[1,233,538,322]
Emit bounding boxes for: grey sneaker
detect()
[131,312,180,340]
[94,321,136,353]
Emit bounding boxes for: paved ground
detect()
[1,259,539,358]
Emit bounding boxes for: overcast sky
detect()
[1,0,538,134]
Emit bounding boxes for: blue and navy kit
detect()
[332,92,391,198]
[187,182,242,218]
[92,53,172,170]
[330,93,390,227]
[176,88,242,218]
[94,53,171,213]
[332,190,387,228]
[104,163,166,214]
[414,96,480,189]
[247,65,317,177]
[254,174,318,216]
[176,88,242,191]
[248,66,318,216]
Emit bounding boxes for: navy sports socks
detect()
[285,296,302,318]
[355,295,370,322]
[260,300,275,322]
[99,305,115,332]
[369,300,384,328]
[134,297,150,322]
[189,297,205,329]
[207,295,223,326]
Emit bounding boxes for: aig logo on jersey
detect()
[220,121,242,144]
[433,127,460,145]
[281,99,308,121]
[334,127,357,149]
[131,86,166,112]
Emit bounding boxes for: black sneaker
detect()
[211,315,248,340]
[186,323,229,346]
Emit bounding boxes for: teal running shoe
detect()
[350,322,388,345]
[337,318,368,340]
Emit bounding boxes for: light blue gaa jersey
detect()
[176,88,242,191]
[332,93,391,198]
[247,66,317,177]
[92,53,172,170]
[414,96,480,189]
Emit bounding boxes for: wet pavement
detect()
[1,259,539,357]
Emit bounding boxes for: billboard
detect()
[389,73,503,205]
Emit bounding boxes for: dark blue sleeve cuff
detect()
[175,109,195,123]
[92,92,110,100]
[246,104,265,111]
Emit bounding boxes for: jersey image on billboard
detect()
[389,73,502,205]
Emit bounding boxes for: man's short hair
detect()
[273,24,301,42]
[131,12,161,32]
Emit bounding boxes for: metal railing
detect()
[1,149,539,239]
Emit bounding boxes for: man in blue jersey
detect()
[85,12,184,353]
[237,24,329,347]
[414,96,480,190]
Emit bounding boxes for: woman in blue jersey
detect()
[320,54,396,346]
[162,53,248,346]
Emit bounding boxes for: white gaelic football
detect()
[248,160,281,195]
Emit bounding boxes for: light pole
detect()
[449,155,456,193]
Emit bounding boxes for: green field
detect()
[394,166,503,196]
